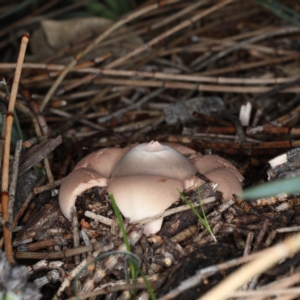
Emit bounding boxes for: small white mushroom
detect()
[58,141,244,235]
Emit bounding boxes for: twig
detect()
[198,231,300,300]
[33,178,63,194]
[13,176,47,227]
[1,33,29,263]
[200,52,300,76]
[0,102,7,170]
[94,77,300,93]
[39,0,182,111]
[98,88,164,123]
[8,139,22,222]
[106,0,235,68]
[196,26,300,71]
[133,197,216,226]
[4,62,300,85]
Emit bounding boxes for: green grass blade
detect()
[110,193,158,298]
[253,0,300,27]
[131,261,157,300]
[109,193,136,282]
[86,2,118,19]
[242,176,300,199]
[178,190,217,242]
[0,0,37,21]
[0,80,24,143]
[103,0,122,14]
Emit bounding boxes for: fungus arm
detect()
[59,168,108,220]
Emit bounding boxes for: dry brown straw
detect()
[198,231,300,300]
[1,33,29,263]
[39,0,181,111]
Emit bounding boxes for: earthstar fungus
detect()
[59,141,244,235]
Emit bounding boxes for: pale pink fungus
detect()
[74,147,131,177]
[58,141,243,235]
[107,175,183,235]
[59,169,108,219]
[162,142,196,156]
[111,141,195,180]
[205,168,243,200]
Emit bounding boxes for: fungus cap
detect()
[107,175,183,235]
[74,147,131,178]
[111,141,196,181]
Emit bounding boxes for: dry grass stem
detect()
[1,33,29,262]
[8,140,22,223]
[39,0,182,111]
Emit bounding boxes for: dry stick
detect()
[98,88,164,123]
[0,102,7,171]
[57,73,97,95]
[130,115,165,141]
[246,272,300,300]
[1,33,29,263]
[196,26,300,71]
[39,0,182,111]
[0,0,60,38]
[171,7,260,50]
[151,0,211,30]
[85,197,216,228]
[0,90,43,146]
[229,288,300,298]
[251,78,300,105]
[23,136,48,148]
[113,116,165,133]
[160,234,300,300]
[4,62,300,85]
[57,86,111,132]
[71,207,80,265]
[200,52,300,76]
[198,231,300,300]
[196,140,300,150]
[0,0,91,50]
[49,52,113,87]
[50,108,105,131]
[195,34,296,57]
[191,125,300,136]
[94,77,300,93]
[97,69,298,85]
[247,104,300,135]
[159,248,263,300]
[20,89,55,195]
[19,234,73,252]
[15,241,114,260]
[13,176,47,227]
[33,178,63,194]
[133,197,216,226]
[106,0,235,69]
[162,37,295,58]
[8,140,23,223]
